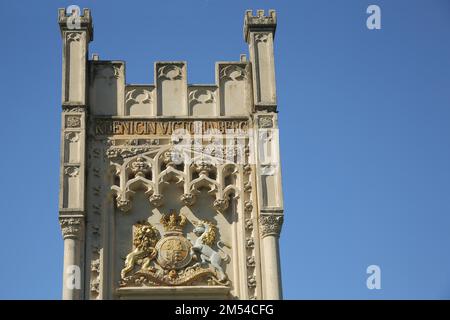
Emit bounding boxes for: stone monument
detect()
[58,8,284,300]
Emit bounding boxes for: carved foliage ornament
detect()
[126,88,152,107]
[106,139,159,159]
[258,116,273,128]
[254,32,270,43]
[120,211,231,287]
[66,31,82,42]
[189,89,215,107]
[60,217,83,239]
[66,115,81,128]
[220,65,247,81]
[65,132,79,142]
[180,193,196,207]
[259,215,283,238]
[130,156,150,177]
[157,64,183,80]
[64,166,79,177]
[149,194,164,208]
[62,105,85,113]
[213,199,229,213]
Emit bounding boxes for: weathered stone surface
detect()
[58,8,284,300]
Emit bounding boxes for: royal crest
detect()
[156,211,192,270]
[120,210,231,287]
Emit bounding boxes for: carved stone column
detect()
[259,213,283,299]
[60,216,84,300]
[58,8,92,299]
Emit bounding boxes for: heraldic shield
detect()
[120,210,231,287]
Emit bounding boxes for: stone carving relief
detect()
[107,142,242,214]
[247,275,257,288]
[112,64,122,79]
[102,137,255,294]
[64,166,80,177]
[245,218,253,231]
[65,131,79,142]
[259,215,283,238]
[254,32,270,43]
[243,168,257,298]
[87,142,104,299]
[91,258,100,273]
[180,193,196,207]
[157,64,183,80]
[106,138,159,160]
[220,65,247,82]
[246,256,256,267]
[258,116,273,128]
[90,278,100,294]
[149,194,164,208]
[244,200,253,213]
[125,87,154,116]
[90,252,101,297]
[66,115,81,128]
[67,31,82,42]
[60,217,83,239]
[126,88,152,106]
[213,199,229,213]
[120,211,231,287]
[246,238,255,249]
[62,106,85,113]
[189,89,215,107]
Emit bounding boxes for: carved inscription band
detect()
[95,119,249,136]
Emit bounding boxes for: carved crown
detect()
[160,210,187,233]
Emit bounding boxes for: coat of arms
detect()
[120,210,230,287]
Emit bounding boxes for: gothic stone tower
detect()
[58,8,284,300]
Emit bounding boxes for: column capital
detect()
[259,214,283,238]
[59,216,84,239]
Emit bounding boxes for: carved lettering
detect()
[95,119,249,136]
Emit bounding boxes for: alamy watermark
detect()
[65,265,81,290]
[66,5,81,30]
[366,5,381,30]
[366,265,381,290]
[163,123,280,176]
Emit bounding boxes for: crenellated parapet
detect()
[58,8,93,40]
[87,60,253,117]
[243,9,277,43]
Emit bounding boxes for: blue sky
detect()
[0,0,450,299]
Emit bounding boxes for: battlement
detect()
[58,7,93,40]
[87,60,252,117]
[243,9,277,42]
[58,9,278,114]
